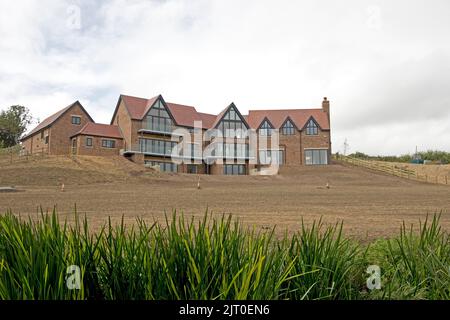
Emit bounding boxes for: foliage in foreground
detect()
[0,210,448,300]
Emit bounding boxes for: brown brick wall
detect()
[49,104,94,155]
[22,128,50,155]
[74,135,123,156]
[300,128,331,164]
[112,100,132,150]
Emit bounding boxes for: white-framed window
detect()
[86,137,93,147]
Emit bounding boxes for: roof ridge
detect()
[248,108,322,112]
[120,93,151,101]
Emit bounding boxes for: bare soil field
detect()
[0,156,449,241]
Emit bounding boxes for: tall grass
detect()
[364,214,450,300]
[0,209,448,300]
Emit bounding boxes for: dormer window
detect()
[306,119,318,135]
[281,119,295,135]
[259,120,273,136]
[71,116,81,125]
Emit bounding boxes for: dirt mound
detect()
[0,155,160,186]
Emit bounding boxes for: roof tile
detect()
[72,123,123,139]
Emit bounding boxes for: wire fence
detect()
[0,146,50,166]
[335,154,449,186]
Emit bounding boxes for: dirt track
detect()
[0,156,449,241]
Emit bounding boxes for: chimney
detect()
[322,97,330,115]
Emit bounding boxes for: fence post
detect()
[446,176,448,185]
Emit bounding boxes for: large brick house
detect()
[20,101,95,155]
[21,94,331,175]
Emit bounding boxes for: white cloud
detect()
[0,0,449,155]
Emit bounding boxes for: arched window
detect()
[259,120,273,136]
[281,119,295,135]
[306,119,318,135]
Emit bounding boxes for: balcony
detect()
[138,121,183,136]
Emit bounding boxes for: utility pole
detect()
[343,138,349,156]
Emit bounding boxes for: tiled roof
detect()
[72,123,123,139]
[121,94,159,120]
[166,103,214,129]
[246,108,330,130]
[21,101,95,141]
[21,102,79,140]
[116,94,330,130]
[117,94,218,129]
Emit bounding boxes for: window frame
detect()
[144,99,174,133]
[305,149,328,165]
[216,105,248,138]
[85,137,93,147]
[223,164,246,175]
[259,119,274,136]
[305,118,319,136]
[71,116,82,125]
[101,139,116,149]
[281,119,296,135]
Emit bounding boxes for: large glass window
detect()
[259,120,273,136]
[306,119,318,135]
[282,120,295,135]
[145,100,174,133]
[224,164,246,175]
[139,138,177,156]
[222,143,249,159]
[305,149,328,165]
[218,106,247,138]
[145,161,178,172]
[259,150,284,165]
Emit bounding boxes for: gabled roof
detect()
[166,103,213,128]
[71,123,123,139]
[246,108,330,130]
[111,93,329,131]
[114,94,160,121]
[112,94,218,129]
[258,117,275,129]
[210,103,250,129]
[21,101,94,140]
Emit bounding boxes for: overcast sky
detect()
[1,0,449,155]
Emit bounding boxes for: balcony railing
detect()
[139,120,178,135]
[122,143,255,162]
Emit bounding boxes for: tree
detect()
[0,105,32,148]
